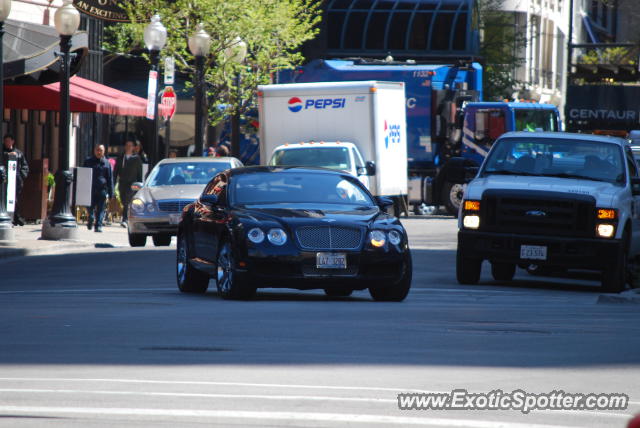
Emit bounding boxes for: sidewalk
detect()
[0,221,132,260]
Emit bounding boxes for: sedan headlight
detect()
[131,199,145,214]
[145,202,156,213]
[247,228,265,244]
[267,228,287,246]
[369,230,386,248]
[388,230,402,245]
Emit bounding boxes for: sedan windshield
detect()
[147,162,231,187]
[232,172,373,206]
[270,147,352,171]
[482,138,625,184]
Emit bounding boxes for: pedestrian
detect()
[168,150,178,158]
[83,144,113,233]
[215,144,230,157]
[207,146,216,157]
[114,139,143,228]
[134,142,149,164]
[2,134,29,226]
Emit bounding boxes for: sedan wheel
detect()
[216,241,255,300]
[153,234,172,246]
[176,232,209,293]
[369,251,412,302]
[128,233,146,247]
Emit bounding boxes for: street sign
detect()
[6,159,16,213]
[164,57,175,85]
[161,86,177,120]
[146,70,158,120]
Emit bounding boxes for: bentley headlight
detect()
[267,228,287,246]
[388,230,402,245]
[131,199,145,214]
[247,228,265,244]
[369,230,386,248]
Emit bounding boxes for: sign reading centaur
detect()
[73,0,130,22]
[566,85,640,132]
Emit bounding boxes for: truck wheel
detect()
[491,262,516,281]
[456,248,481,285]
[443,181,463,216]
[176,232,209,294]
[601,234,629,293]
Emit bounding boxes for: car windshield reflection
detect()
[147,162,231,187]
[231,172,373,206]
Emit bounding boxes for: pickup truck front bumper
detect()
[458,230,622,271]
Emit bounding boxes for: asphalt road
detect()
[0,217,639,427]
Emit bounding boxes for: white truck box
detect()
[257,81,408,197]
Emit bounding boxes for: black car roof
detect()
[229,165,352,177]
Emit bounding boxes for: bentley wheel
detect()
[369,252,412,302]
[176,232,209,293]
[324,288,353,297]
[153,234,172,246]
[128,233,147,247]
[216,241,256,300]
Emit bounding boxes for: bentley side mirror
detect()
[131,182,143,192]
[632,177,640,196]
[375,196,394,209]
[200,194,219,206]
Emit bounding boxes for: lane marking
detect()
[0,288,173,294]
[0,406,579,427]
[0,388,634,419]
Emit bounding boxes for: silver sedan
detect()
[127,156,243,247]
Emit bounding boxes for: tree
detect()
[105,0,322,127]
[478,0,526,100]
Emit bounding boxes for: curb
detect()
[0,241,96,262]
[597,289,640,304]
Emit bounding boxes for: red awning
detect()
[4,76,170,117]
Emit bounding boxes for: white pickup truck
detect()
[455,131,640,293]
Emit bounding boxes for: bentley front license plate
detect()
[520,245,547,260]
[316,252,347,269]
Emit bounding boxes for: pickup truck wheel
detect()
[601,237,629,293]
[491,262,516,281]
[456,248,481,284]
[443,181,463,216]
[176,232,209,294]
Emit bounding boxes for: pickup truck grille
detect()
[481,190,596,237]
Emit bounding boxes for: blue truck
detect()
[277,59,561,215]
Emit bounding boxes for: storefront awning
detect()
[4,19,88,85]
[4,76,170,117]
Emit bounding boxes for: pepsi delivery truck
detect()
[258,81,408,211]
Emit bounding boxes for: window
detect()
[147,162,231,187]
[514,109,558,132]
[203,173,228,205]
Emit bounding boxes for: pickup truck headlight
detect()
[463,215,480,229]
[595,208,617,238]
[462,199,481,229]
[596,224,616,238]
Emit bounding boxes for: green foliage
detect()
[104,0,322,127]
[579,47,637,65]
[478,0,525,100]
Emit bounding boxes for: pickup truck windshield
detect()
[482,138,625,184]
[270,147,352,171]
[514,109,558,132]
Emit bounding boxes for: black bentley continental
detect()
[176,166,412,301]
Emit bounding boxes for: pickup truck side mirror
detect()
[200,194,219,206]
[374,196,394,209]
[446,157,479,184]
[632,177,640,196]
[365,161,376,176]
[131,182,143,192]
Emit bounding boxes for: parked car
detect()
[127,156,243,247]
[455,132,640,292]
[176,166,412,300]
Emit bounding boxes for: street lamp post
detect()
[144,14,167,168]
[0,0,13,243]
[225,37,247,159]
[188,23,211,158]
[42,0,80,240]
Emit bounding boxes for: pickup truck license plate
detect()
[520,245,547,260]
[316,252,347,269]
[168,213,181,225]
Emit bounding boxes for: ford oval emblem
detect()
[322,218,336,223]
[526,210,547,217]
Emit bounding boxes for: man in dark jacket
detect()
[2,134,29,226]
[114,139,143,227]
[83,144,113,232]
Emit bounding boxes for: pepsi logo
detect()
[288,97,303,113]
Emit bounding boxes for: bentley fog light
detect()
[267,228,287,246]
[131,199,145,214]
[596,224,615,238]
[247,228,265,244]
[463,215,480,229]
[388,230,402,245]
[369,230,386,248]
